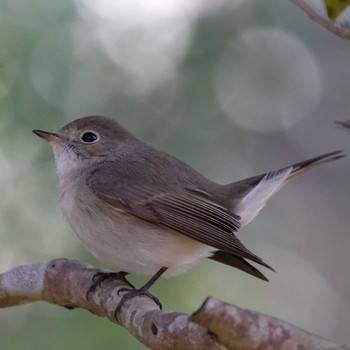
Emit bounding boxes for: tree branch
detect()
[291,0,350,40]
[0,259,348,350]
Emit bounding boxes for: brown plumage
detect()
[33,116,345,282]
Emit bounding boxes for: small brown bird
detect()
[33,116,344,306]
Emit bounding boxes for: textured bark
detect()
[0,259,348,350]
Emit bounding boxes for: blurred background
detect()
[0,0,349,348]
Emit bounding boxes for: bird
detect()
[33,116,345,310]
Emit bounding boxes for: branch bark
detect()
[291,0,350,40]
[0,259,348,350]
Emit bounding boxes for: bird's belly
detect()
[62,199,214,277]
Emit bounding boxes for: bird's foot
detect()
[114,266,167,321]
[115,286,162,320]
[86,271,134,299]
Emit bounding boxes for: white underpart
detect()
[235,167,293,227]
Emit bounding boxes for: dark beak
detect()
[33,130,60,143]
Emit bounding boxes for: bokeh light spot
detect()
[214,28,323,133]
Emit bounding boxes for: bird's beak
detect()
[32,130,61,143]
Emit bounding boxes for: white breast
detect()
[59,179,214,277]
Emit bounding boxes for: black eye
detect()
[81,131,99,143]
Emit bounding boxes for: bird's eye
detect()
[80,131,99,143]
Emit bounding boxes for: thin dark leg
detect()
[115,266,168,320]
[135,266,167,293]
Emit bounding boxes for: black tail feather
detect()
[209,251,274,281]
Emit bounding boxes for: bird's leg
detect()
[86,271,134,299]
[115,266,168,320]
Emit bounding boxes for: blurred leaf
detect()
[325,0,350,20]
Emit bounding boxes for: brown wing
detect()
[86,169,271,270]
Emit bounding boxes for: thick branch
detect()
[0,259,348,350]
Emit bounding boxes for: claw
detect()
[86,271,133,300]
[114,266,167,321]
[115,287,162,321]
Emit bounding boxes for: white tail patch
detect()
[236,168,293,226]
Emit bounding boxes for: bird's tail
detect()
[285,150,345,180]
[229,150,345,226]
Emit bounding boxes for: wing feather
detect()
[88,177,272,270]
